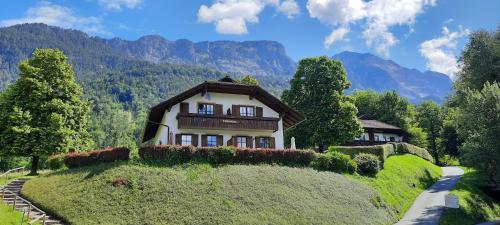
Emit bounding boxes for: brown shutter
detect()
[232,105,240,116]
[246,136,253,148]
[180,102,189,113]
[215,104,223,115]
[201,135,207,147]
[227,136,235,146]
[192,134,198,147]
[256,107,263,117]
[270,137,276,149]
[175,134,182,145]
[217,135,223,146]
[255,137,261,148]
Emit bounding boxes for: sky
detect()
[0,0,499,79]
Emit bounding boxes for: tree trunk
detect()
[29,156,39,175]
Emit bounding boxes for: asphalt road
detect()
[394,166,464,225]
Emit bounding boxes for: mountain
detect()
[332,51,453,103]
[101,36,296,77]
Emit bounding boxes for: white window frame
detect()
[207,135,217,147]
[239,106,255,117]
[198,103,214,115]
[181,135,192,146]
[258,137,270,148]
[236,136,247,148]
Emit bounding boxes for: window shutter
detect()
[270,137,276,149]
[217,135,223,146]
[215,104,223,115]
[192,134,198,147]
[256,107,263,117]
[255,137,261,148]
[246,136,253,148]
[201,135,207,147]
[180,102,189,113]
[227,136,235,146]
[175,134,182,145]
[232,105,240,116]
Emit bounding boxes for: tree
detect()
[416,101,444,165]
[439,108,461,156]
[0,49,90,175]
[237,75,260,85]
[458,82,500,189]
[454,27,500,103]
[352,90,380,119]
[407,125,429,149]
[282,56,362,150]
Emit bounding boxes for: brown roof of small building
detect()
[359,119,402,130]
[142,77,305,142]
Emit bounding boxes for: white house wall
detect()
[153,92,285,148]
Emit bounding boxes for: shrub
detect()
[235,148,316,166]
[196,146,236,164]
[440,155,460,166]
[329,144,395,162]
[64,147,130,168]
[47,154,65,170]
[392,143,434,163]
[312,151,356,174]
[354,153,381,176]
[138,145,195,163]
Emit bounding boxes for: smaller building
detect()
[352,119,406,145]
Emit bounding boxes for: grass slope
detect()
[0,202,25,225]
[349,155,442,219]
[21,163,393,225]
[440,167,500,225]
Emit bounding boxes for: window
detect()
[258,137,270,148]
[236,136,247,148]
[240,106,254,117]
[181,135,192,146]
[198,103,214,115]
[207,135,217,147]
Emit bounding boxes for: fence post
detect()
[42,214,46,225]
[2,188,4,200]
[27,203,32,221]
[21,208,26,225]
[13,195,16,209]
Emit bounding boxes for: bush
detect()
[235,148,316,166]
[329,144,395,162]
[354,153,381,176]
[312,151,356,174]
[47,154,65,170]
[64,147,130,168]
[196,146,236,164]
[392,143,434,163]
[440,155,460,166]
[138,145,195,163]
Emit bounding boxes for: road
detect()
[395,166,464,225]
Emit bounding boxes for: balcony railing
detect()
[177,113,279,131]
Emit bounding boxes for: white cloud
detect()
[324,26,350,48]
[198,0,300,35]
[307,0,436,56]
[97,0,143,11]
[419,26,470,79]
[0,2,108,35]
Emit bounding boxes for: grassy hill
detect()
[20,154,441,225]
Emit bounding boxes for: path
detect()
[1,178,65,225]
[395,166,464,225]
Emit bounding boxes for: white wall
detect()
[354,132,403,142]
[153,92,284,148]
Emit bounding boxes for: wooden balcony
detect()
[177,113,279,131]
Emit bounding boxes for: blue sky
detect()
[0,0,499,79]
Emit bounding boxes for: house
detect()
[352,119,406,145]
[142,76,305,149]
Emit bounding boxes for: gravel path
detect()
[394,166,464,225]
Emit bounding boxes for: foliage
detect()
[64,147,130,168]
[350,155,442,220]
[354,153,381,176]
[21,163,393,225]
[407,125,429,148]
[237,75,260,85]
[196,146,237,164]
[0,49,90,174]
[440,155,460,166]
[330,144,396,162]
[458,82,500,189]
[439,108,461,156]
[454,26,500,103]
[393,142,435,163]
[415,100,444,164]
[0,156,30,172]
[312,151,357,174]
[440,167,500,225]
[282,56,362,149]
[47,154,65,170]
[0,201,42,225]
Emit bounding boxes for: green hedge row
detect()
[329,142,434,163]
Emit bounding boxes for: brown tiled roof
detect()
[359,119,402,130]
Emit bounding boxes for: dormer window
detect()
[240,106,255,117]
[198,103,214,115]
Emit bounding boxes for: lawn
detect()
[0,201,25,225]
[439,167,500,225]
[349,154,442,219]
[21,162,394,225]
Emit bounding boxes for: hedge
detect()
[139,145,316,166]
[329,144,396,162]
[354,153,381,176]
[47,154,65,170]
[312,151,357,174]
[392,142,434,163]
[64,147,130,168]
